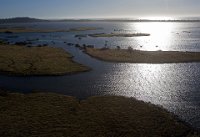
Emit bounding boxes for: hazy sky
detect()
[0,0,200,19]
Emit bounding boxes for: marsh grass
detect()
[0,45,89,76]
[0,92,196,137]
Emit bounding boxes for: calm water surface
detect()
[0,21,200,128]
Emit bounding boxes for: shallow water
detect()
[0,21,200,128]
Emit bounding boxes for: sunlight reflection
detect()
[140,16,174,20]
[133,64,163,100]
[131,22,174,51]
[110,63,181,105]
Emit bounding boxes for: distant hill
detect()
[0,17,48,24]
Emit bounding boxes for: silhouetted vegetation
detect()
[15,41,32,46]
[75,34,87,38]
[36,44,48,47]
[75,44,81,48]
[116,46,121,50]
[67,43,74,46]
[4,31,13,34]
[127,46,133,52]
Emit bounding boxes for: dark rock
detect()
[75,44,81,48]
[67,43,74,46]
[15,41,32,46]
[116,46,121,50]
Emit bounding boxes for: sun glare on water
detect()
[140,16,174,20]
[130,21,174,51]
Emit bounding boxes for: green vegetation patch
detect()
[0,45,89,76]
[85,48,200,63]
[0,92,195,137]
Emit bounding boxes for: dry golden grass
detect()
[85,48,200,63]
[0,92,196,137]
[0,44,89,76]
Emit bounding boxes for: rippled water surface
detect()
[0,21,200,128]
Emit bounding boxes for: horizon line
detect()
[1,15,200,20]
[1,16,200,22]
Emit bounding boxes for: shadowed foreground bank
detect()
[0,44,89,76]
[85,48,200,63]
[0,91,198,137]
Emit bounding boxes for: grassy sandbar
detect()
[85,48,200,63]
[89,33,150,37]
[0,44,89,76]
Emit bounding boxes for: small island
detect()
[85,47,200,63]
[89,33,150,37]
[68,27,102,32]
[0,91,196,137]
[0,44,89,76]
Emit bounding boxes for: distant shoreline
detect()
[61,19,200,23]
[0,27,100,33]
[1,17,200,24]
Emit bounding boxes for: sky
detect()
[0,0,200,19]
